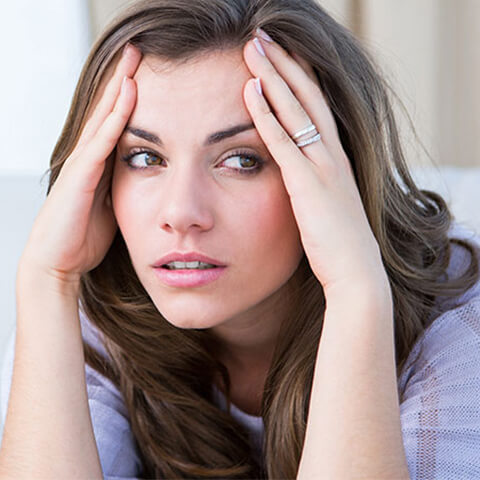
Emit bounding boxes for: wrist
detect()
[17,256,81,300]
[324,270,393,315]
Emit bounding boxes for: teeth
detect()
[165,261,217,270]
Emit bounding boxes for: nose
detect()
[158,166,215,235]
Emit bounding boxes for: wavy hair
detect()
[46,0,479,478]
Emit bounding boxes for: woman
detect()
[1,0,479,478]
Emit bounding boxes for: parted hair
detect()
[46,0,478,478]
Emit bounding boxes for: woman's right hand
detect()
[19,44,142,287]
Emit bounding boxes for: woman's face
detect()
[112,49,304,331]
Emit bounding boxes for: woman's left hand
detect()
[243,30,388,296]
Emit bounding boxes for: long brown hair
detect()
[47,0,479,478]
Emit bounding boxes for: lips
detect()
[153,265,227,287]
[153,252,226,268]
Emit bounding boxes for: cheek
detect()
[238,181,301,256]
[111,167,145,242]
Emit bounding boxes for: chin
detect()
[152,300,226,330]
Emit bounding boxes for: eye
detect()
[220,150,265,175]
[121,150,164,169]
[120,149,265,174]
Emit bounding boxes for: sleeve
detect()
[85,360,143,479]
[398,297,480,479]
[0,315,143,480]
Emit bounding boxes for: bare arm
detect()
[0,269,102,478]
[0,43,142,478]
[297,279,410,479]
[241,33,409,478]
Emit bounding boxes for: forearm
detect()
[297,280,410,479]
[0,264,103,478]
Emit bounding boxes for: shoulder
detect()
[398,223,480,478]
[445,222,480,305]
[399,299,480,478]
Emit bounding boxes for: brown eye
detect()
[221,152,264,175]
[144,152,161,166]
[238,157,257,168]
[122,151,164,169]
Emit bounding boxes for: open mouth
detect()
[162,261,219,270]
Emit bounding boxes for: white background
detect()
[0,0,90,438]
[0,0,90,175]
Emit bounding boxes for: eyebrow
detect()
[124,122,256,147]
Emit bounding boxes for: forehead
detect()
[136,49,248,86]
[129,50,252,138]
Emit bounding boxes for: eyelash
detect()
[120,148,265,175]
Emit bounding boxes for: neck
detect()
[212,258,306,371]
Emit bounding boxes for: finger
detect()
[73,77,137,195]
[243,77,322,190]
[254,35,340,149]
[96,149,115,207]
[78,44,142,148]
[243,38,330,168]
[291,52,319,88]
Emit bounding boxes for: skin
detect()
[238,33,408,477]
[2,28,409,477]
[0,44,143,480]
[111,51,305,387]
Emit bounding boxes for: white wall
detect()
[0,0,91,365]
[354,0,480,168]
[0,0,90,439]
[0,0,90,175]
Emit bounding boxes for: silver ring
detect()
[296,133,322,148]
[292,123,316,140]
[291,122,322,148]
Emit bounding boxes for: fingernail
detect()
[254,78,263,96]
[253,37,266,57]
[256,28,273,43]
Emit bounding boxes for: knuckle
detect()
[98,123,118,148]
[259,100,272,116]
[274,126,292,147]
[265,61,278,77]
[103,131,118,149]
[319,156,341,182]
[308,81,322,100]
[293,99,306,116]
[116,107,130,123]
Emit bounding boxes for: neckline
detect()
[212,384,263,422]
